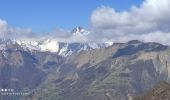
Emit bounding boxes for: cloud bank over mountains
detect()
[0,19,34,39]
[1,0,170,44]
[90,0,170,44]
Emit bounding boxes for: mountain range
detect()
[0,27,170,100]
[0,27,112,57]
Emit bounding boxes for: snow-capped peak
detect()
[0,26,115,57]
[72,26,90,36]
[16,40,38,46]
[14,39,59,53]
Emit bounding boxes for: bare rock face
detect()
[133,81,170,100]
[0,41,64,100]
[24,40,170,100]
[2,40,170,100]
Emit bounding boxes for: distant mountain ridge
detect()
[0,27,113,57]
[72,26,90,36]
[1,27,170,100]
[0,38,112,57]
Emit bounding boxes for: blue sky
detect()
[0,0,143,32]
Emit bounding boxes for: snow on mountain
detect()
[72,26,90,36]
[16,40,39,50]
[58,42,108,57]
[0,27,114,57]
[56,27,113,57]
[105,41,114,46]
[15,39,59,53]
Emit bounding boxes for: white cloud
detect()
[0,19,8,35]
[1,0,170,44]
[0,19,89,43]
[0,19,34,39]
[90,0,170,44]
